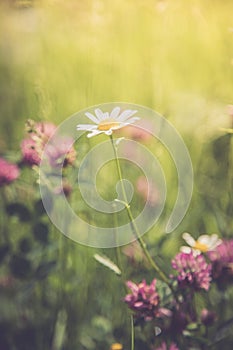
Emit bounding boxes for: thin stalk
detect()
[112,202,127,293]
[113,202,122,269]
[109,135,170,286]
[131,315,135,350]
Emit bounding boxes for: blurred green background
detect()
[0,0,233,349]
[0,0,232,148]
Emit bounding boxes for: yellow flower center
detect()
[111,344,123,350]
[97,118,120,131]
[194,240,208,252]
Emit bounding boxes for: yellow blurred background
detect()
[0,0,232,149]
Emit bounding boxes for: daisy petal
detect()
[182,232,196,246]
[87,130,102,138]
[180,246,192,254]
[198,235,211,245]
[110,107,121,119]
[85,112,100,124]
[77,124,98,130]
[102,112,109,120]
[215,238,222,247]
[209,234,218,242]
[105,129,113,135]
[192,249,202,256]
[207,234,222,249]
[123,117,140,124]
[95,108,106,121]
[118,110,138,122]
[208,234,219,244]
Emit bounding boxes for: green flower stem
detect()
[112,202,127,293]
[112,202,122,266]
[109,135,170,286]
[131,315,135,350]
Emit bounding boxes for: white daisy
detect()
[180,232,222,255]
[77,107,140,138]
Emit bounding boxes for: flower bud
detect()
[201,309,217,326]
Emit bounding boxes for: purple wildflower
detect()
[171,252,212,291]
[0,157,20,186]
[21,121,76,167]
[124,279,170,321]
[208,239,233,288]
[44,136,76,167]
[21,121,56,166]
[21,138,41,165]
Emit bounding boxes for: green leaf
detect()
[187,322,199,331]
[51,309,67,350]
[93,254,121,275]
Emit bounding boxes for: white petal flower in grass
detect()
[180,232,222,255]
[77,107,140,138]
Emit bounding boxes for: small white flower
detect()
[77,107,140,138]
[180,232,222,255]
